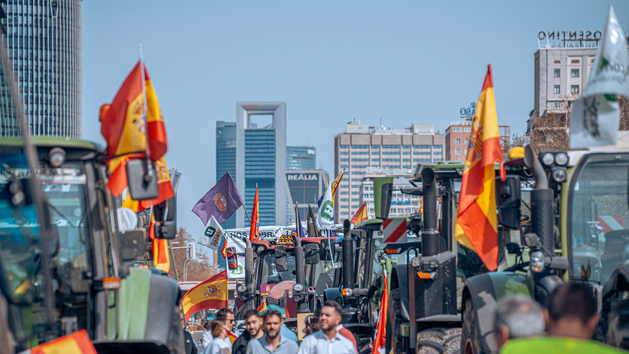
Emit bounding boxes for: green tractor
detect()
[462,144,629,352]
[0,36,183,353]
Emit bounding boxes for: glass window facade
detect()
[216,121,237,228]
[286,146,316,170]
[245,129,275,226]
[1,0,82,137]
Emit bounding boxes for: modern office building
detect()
[527,31,602,133]
[287,145,316,170]
[333,120,444,221]
[1,0,82,137]
[284,169,328,225]
[359,171,420,219]
[216,121,237,229]
[235,102,287,228]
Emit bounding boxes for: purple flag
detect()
[192,171,243,225]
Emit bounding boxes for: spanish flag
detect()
[30,330,97,354]
[351,202,368,226]
[100,61,168,196]
[182,270,228,321]
[149,214,171,273]
[331,170,344,202]
[454,65,503,271]
[372,270,388,354]
[226,328,238,344]
[249,185,259,242]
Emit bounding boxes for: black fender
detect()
[93,341,170,354]
[389,264,409,321]
[605,263,629,349]
[461,272,532,354]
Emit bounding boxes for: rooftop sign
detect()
[537,31,602,48]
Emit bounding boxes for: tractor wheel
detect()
[415,328,461,354]
[356,335,373,354]
[461,298,480,354]
[387,288,405,352]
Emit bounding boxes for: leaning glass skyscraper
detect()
[1,0,82,137]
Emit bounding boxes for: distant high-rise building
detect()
[287,146,316,170]
[235,102,287,228]
[1,0,82,137]
[284,169,327,225]
[333,120,444,221]
[216,121,237,229]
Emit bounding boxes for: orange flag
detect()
[100,60,168,196]
[351,202,368,226]
[30,330,97,354]
[372,270,388,354]
[182,270,228,321]
[149,214,171,273]
[454,65,503,271]
[249,185,259,242]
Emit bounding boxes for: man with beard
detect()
[298,301,356,354]
[246,309,298,353]
[233,309,264,354]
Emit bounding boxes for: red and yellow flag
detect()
[372,270,388,354]
[100,60,168,196]
[182,270,229,321]
[249,185,259,242]
[226,328,238,344]
[454,65,503,271]
[122,157,174,213]
[30,330,97,354]
[331,170,344,202]
[351,202,368,226]
[149,214,171,273]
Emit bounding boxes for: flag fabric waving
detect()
[331,170,344,202]
[182,270,229,321]
[318,181,334,228]
[372,270,388,354]
[454,65,503,271]
[249,185,260,242]
[295,202,305,238]
[192,171,243,225]
[30,330,97,354]
[226,328,238,344]
[569,4,629,149]
[351,202,368,226]
[307,205,319,237]
[150,214,171,273]
[100,61,167,196]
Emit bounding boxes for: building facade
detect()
[216,121,237,229]
[284,169,327,225]
[235,102,287,228]
[333,120,444,221]
[445,120,510,160]
[287,145,316,170]
[1,0,82,137]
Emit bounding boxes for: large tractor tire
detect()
[356,334,373,354]
[387,288,405,352]
[415,328,461,354]
[461,298,481,354]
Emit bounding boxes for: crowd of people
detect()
[185,301,358,354]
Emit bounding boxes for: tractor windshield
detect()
[569,153,629,286]
[259,252,297,286]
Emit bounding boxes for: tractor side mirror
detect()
[496,175,521,229]
[373,177,393,219]
[226,247,238,270]
[126,159,158,201]
[275,246,288,272]
[153,220,176,239]
[153,196,177,240]
[304,243,320,264]
[319,241,332,261]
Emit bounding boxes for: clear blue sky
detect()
[82,1,629,256]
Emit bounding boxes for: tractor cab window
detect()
[259,251,296,285]
[569,153,629,286]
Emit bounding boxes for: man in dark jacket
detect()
[233,309,263,354]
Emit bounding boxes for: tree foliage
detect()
[171,227,218,282]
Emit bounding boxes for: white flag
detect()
[317,182,335,228]
[570,4,629,149]
[204,215,224,250]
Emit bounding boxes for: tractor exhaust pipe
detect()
[342,219,354,290]
[294,236,305,288]
[422,168,440,257]
[523,145,554,253]
[245,238,255,306]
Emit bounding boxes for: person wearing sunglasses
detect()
[203,307,236,350]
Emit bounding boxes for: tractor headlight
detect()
[541,152,554,166]
[49,147,66,167]
[551,168,567,183]
[237,284,247,293]
[554,152,568,166]
[292,283,304,292]
[341,288,353,296]
[531,251,545,273]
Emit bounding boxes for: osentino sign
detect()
[537,31,603,48]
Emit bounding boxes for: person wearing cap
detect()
[246,309,299,354]
[263,304,298,342]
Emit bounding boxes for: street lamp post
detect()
[183,258,193,282]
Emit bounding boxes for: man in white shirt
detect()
[202,307,236,349]
[298,301,357,354]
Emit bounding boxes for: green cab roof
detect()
[0,136,103,152]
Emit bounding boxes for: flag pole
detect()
[226,170,251,223]
[138,44,153,177]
